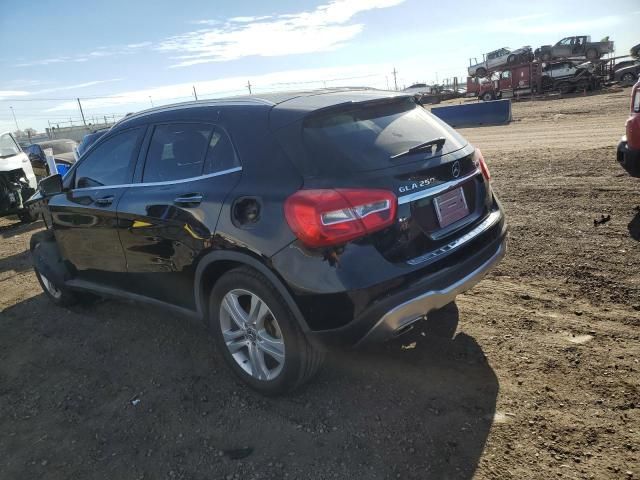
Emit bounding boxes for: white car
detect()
[0,131,38,222]
[543,61,593,80]
[468,46,532,77]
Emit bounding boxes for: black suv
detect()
[30,89,507,395]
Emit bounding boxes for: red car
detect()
[617,79,640,177]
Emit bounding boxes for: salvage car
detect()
[613,62,640,84]
[76,129,108,158]
[0,131,38,222]
[535,35,614,61]
[29,90,507,394]
[468,46,532,77]
[25,138,78,178]
[616,78,640,177]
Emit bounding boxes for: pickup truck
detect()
[616,78,640,177]
[468,46,532,77]
[535,36,614,61]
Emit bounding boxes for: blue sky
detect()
[1,0,638,133]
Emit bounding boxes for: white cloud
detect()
[0,90,29,101]
[34,78,123,94]
[17,43,150,67]
[228,15,273,23]
[15,1,404,69]
[159,0,406,67]
[44,62,398,112]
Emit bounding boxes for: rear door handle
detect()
[94,195,114,206]
[174,193,203,206]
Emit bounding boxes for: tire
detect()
[209,266,324,395]
[18,209,36,223]
[482,91,495,102]
[30,232,79,307]
[621,72,636,84]
[541,52,552,62]
[556,82,573,94]
[586,48,599,60]
[475,67,487,78]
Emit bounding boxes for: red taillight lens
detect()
[473,148,491,181]
[284,189,397,248]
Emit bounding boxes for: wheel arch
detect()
[194,250,311,333]
[30,230,74,287]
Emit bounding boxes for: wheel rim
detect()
[622,73,634,82]
[219,289,285,381]
[40,272,62,299]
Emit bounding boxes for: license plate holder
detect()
[433,187,469,228]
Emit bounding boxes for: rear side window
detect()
[204,128,240,174]
[301,97,465,174]
[75,128,143,188]
[143,124,213,183]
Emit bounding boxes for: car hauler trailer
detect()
[467,60,600,101]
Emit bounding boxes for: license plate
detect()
[433,187,469,228]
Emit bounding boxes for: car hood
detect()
[0,152,31,172]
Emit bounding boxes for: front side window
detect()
[75,128,143,189]
[143,124,213,183]
[0,133,20,158]
[634,89,640,113]
[559,38,572,46]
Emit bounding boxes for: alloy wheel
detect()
[219,289,285,381]
[40,272,62,299]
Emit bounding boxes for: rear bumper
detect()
[306,216,507,348]
[357,237,506,345]
[617,137,640,177]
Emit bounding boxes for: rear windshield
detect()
[302,97,464,174]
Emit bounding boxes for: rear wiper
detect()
[390,137,446,160]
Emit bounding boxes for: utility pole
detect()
[104,115,108,125]
[246,80,252,94]
[391,68,398,91]
[77,98,87,126]
[385,76,389,90]
[193,85,198,100]
[9,106,19,131]
[149,96,154,107]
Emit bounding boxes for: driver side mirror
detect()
[39,174,63,197]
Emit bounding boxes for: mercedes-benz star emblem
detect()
[451,160,461,178]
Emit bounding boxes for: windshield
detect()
[0,133,21,158]
[301,97,465,174]
[40,140,77,155]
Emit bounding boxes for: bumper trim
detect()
[407,209,501,266]
[357,237,506,346]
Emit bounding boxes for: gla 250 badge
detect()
[398,160,462,194]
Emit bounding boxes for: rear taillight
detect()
[284,189,397,248]
[473,148,491,181]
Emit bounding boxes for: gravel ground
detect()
[0,89,638,480]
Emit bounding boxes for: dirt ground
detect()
[1,89,638,480]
